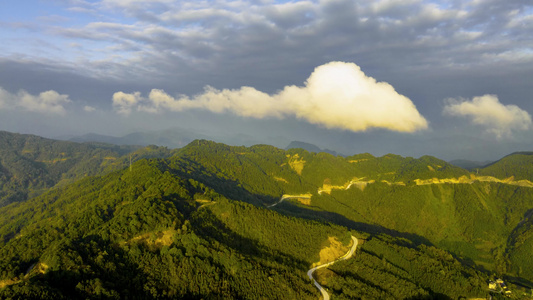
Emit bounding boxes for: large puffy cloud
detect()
[0,87,71,115]
[443,94,532,138]
[112,61,428,133]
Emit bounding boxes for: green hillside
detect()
[320,234,489,299]
[0,158,351,299]
[480,152,533,181]
[312,182,533,272]
[0,136,504,299]
[172,140,469,200]
[0,131,175,207]
[167,140,533,285]
[1,134,532,298]
[507,210,533,281]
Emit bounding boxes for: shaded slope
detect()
[0,131,175,207]
[506,209,533,281]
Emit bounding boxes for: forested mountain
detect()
[449,159,492,170]
[480,152,533,181]
[0,149,496,299]
[285,140,340,156]
[0,131,175,207]
[1,132,533,298]
[68,128,208,149]
[170,140,533,288]
[0,158,349,299]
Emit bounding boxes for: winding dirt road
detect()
[267,194,311,207]
[307,236,358,300]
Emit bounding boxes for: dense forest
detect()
[171,140,533,286]
[0,131,175,207]
[1,132,533,298]
[320,234,490,299]
[0,158,351,298]
[480,152,533,181]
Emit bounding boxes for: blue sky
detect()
[1,0,532,160]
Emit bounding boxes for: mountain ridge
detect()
[0,138,499,298]
[1,130,533,297]
[285,140,341,156]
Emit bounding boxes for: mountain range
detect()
[1,130,532,299]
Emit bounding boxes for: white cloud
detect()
[84,105,96,112]
[443,94,532,138]
[112,91,142,115]
[0,87,71,115]
[112,61,428,133]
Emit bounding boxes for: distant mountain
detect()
[69,128,292,150]
[69,128,208,148]
[175,140,533,287]
[448,159,492,170]
[68,133,121,144]
[286,141,322,152]
[286,140,341,156]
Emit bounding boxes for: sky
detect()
[0,0,532,161]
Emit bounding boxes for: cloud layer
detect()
[443,94,531,138]
[0,87,71,115]
[113,61,428,133]
[3,0,532,90]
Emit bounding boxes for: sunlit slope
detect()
[171,141,533,282]
[344,153,470,182]
[314,182,533,271]
[0,131,175,207]
[173,140,469,202]
[480,152,533,181]
[172,141,311,202]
